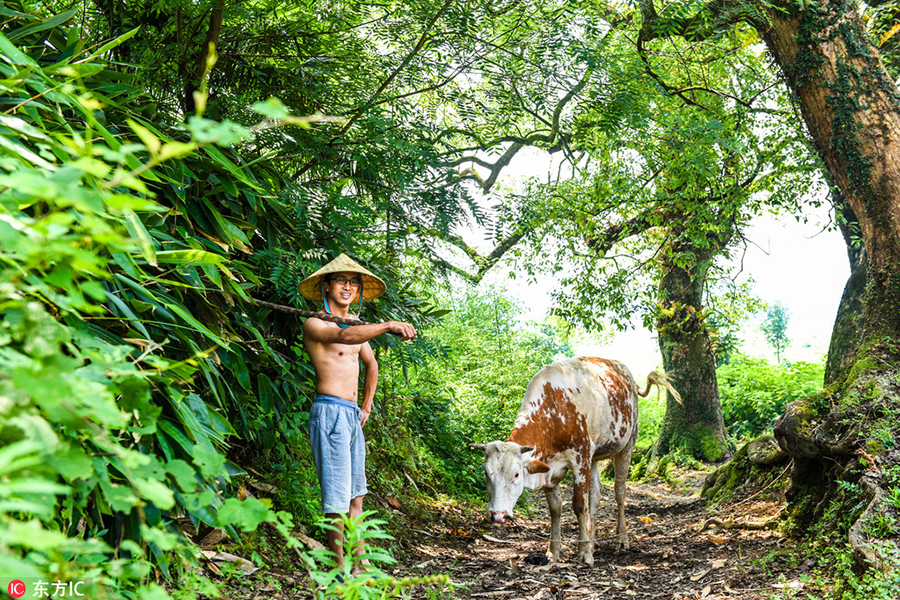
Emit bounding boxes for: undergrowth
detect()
[301,512,452,599]
[762,540,900,600]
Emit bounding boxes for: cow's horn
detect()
[469,443,486,451]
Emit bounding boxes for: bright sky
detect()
[460,150,851,368]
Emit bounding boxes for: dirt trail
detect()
[386,474,810,599]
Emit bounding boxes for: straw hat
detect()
[298,253,387,302]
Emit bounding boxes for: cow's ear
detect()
[518,446,534,454]
[469,443,486,452]
[526,460,550,474]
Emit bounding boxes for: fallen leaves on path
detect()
[385,474,808,599]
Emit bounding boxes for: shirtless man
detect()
[299,254,416,570]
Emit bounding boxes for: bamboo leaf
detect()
[257,374,275,413]
[81,27,141,62]
[0,31,37,65]
[104,289,152,339]
[165,303,227,347]
[6,9,77,41]
[159,141,197,161]
[128,119,161,156]
[154,249,225,265]
[124,210,157,266]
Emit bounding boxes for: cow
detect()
[470,356,680,565]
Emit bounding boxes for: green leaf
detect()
[82,26,141,61]
[165,303,227,346]
[0,31,37,65]
[251,97,290,120]
[0,479,70,496]
[0,134,57,169]
[192,443,225,479]
[6,9,77,41]
[159,141,197,161]
[105,288,152,339]
[132,476,175,509]
[103,482,140,513]
[258,374,275,413]
[127,119,161,156]
[154,249,225,265]
[217,497,273,531]
[124,210,158,266]
[166,459,199,492]
[0,440,44,476]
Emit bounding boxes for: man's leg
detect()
[324,512,345,567]
[348,495,372,573]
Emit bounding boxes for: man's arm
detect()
[303,316,417,344]
[359,341,378,427]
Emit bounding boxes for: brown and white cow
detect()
[470,356,680,564]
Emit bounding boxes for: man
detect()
[299,253,416,571]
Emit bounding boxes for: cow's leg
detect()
[573,458,594,565]
[545,486,562,561]
[612,447,633,550]
[590,460,601,545]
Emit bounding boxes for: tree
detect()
[638,0,900,360]
[761,303,791,364]
[478,20,819,462]
[637,0,900,566]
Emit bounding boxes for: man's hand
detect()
[388,321,417,341]
[359,405,372,428]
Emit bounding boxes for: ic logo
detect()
[8,580,26,598]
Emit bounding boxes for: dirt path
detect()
[385,475,810,599]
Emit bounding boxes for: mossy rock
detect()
[747,435,790,466]
[701,435,790,504]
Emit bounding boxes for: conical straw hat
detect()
[299,253,386,302]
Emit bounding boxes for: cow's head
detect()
[469,441,550,523]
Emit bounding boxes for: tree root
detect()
[699,508,784,533]
[848,467,890,572]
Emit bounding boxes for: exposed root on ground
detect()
[698,509,783,532]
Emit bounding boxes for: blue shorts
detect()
[308,394,367,513]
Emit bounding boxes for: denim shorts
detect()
[308,394,367,513]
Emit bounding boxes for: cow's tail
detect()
[638,371,683,405]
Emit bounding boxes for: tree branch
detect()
[338,0,454,136]
[637,0,762,45]
[584,213,657,255]
[450,68,593,192]
[291,0,453,180]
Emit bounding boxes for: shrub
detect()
[376,290,567,498]
[717,355,824,440]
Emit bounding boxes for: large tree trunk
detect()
[760,0,900,353]
[638,0,900,569]
[653,243,730,463]
[825,194,867,385]
[759,1,900,567]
